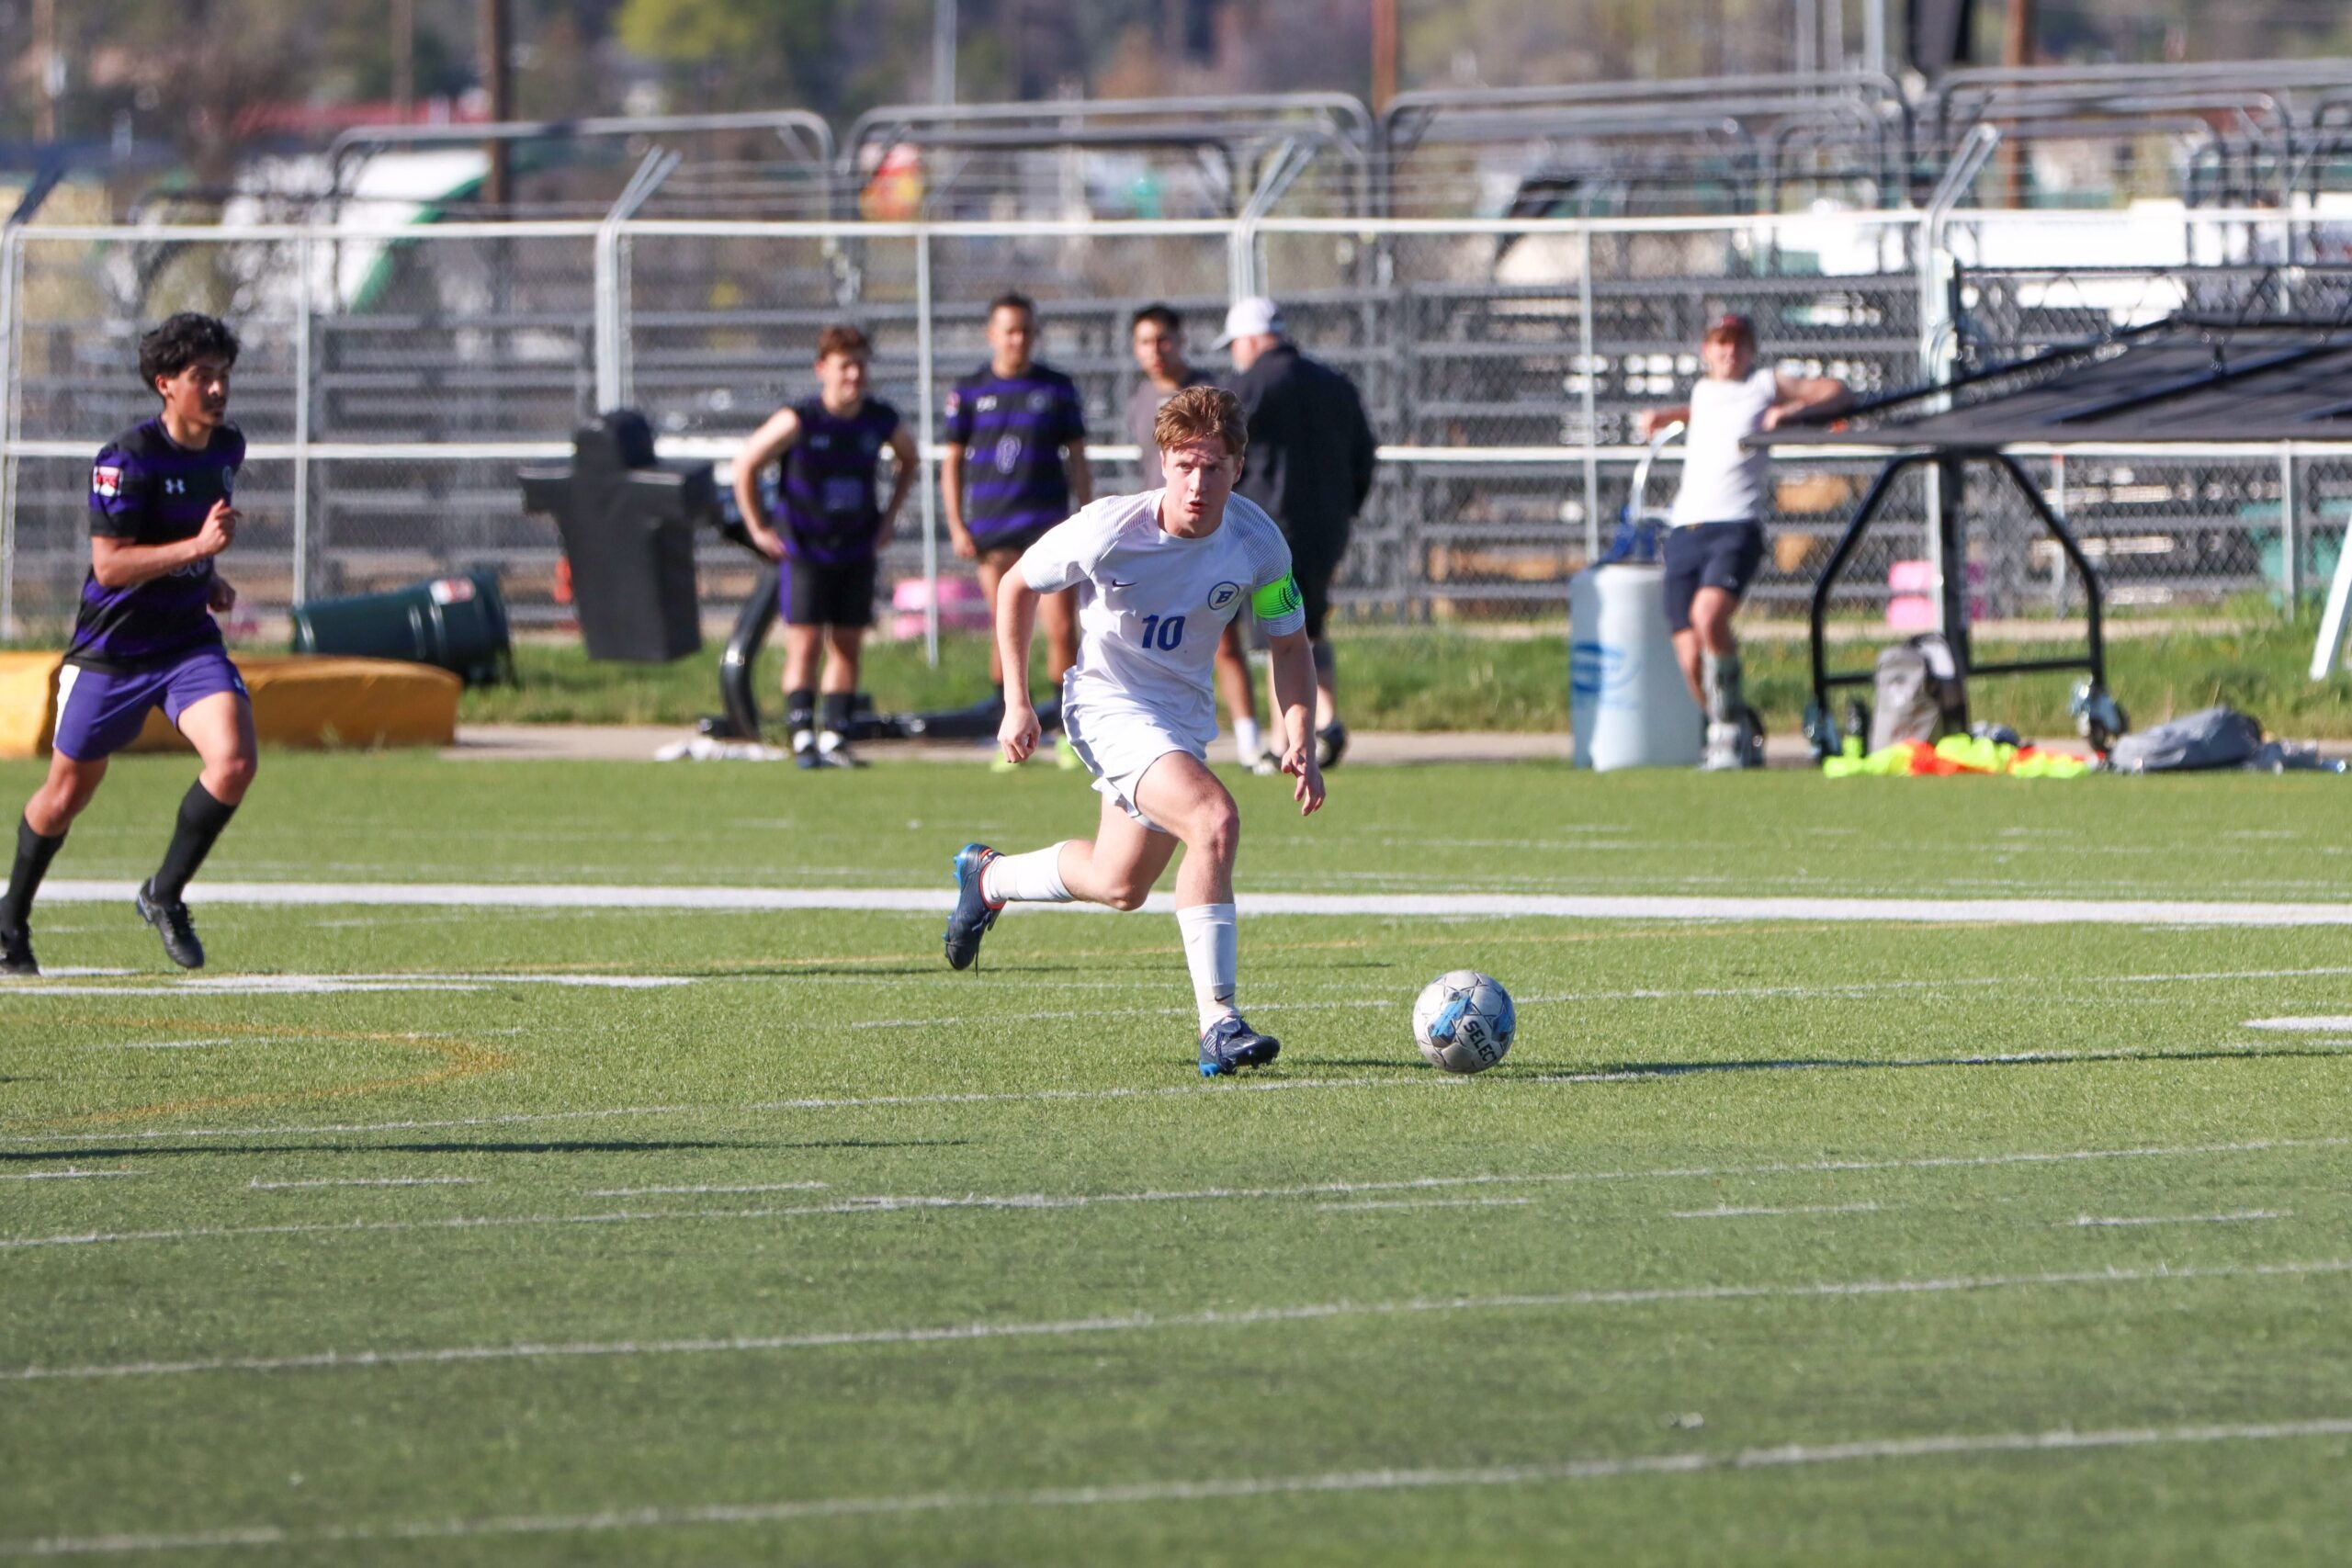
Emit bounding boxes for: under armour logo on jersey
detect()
[163,478,187,495]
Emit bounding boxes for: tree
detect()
[612,0,842,111]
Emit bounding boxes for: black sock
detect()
[0,816,65,931]
[150,783,239,904]
[786,688,816,736]
[820,691,854,737]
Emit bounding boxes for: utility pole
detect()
[1370,0,1396,113]
[933,0,957,105]
[1999,0,2033,207]
[479,0,513,209]
[32,0,60,143]
[393,0,416,119]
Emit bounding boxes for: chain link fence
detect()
[5,211,2346,650]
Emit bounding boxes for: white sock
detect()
[1175,902,1238,1032]
[1233,716,1262,761]
[981,842,1074,905]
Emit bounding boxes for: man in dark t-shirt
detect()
[0,313,260,975]
[733,323,918,768]
[940,293,1092,727]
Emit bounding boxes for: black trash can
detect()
[289,570,514,686]
[519,410,718,663]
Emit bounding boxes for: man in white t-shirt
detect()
[942,386,1326,1077]
[1637,312,1849,770]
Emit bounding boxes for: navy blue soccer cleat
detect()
[1197,1014,1281,1077]
[943,843,1002,971]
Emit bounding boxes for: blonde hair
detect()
[1153,384,1247,460]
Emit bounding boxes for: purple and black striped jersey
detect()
[943,361,1087,540]
[70,419,241,672]
[774,397,900,565]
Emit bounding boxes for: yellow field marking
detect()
[0,1015,515,1134]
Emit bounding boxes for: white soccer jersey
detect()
[1021,489,1305,749]
[1668,367,1779,528]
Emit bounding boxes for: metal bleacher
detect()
[12,62,2352,628]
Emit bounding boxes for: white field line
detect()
[854,965,2352,1031]
[81,1040,237,1051]
[0,974,693,998]
[27,878,2352,926]
[7,1415,2351,1557]
[2069,1210,2290,1228]
[1671,1201,1883,1220]
[7,1417,2352,1557]
[7,1258,2352,1387]
[3,1135,2346,1253]
[2245,1017,2352,1032]
[1314,1197,1533,1212]
[247,1179,481,1191]
[0,1025,2337,1140]
[4,961,2344,1024]
[0,1170,137,1183]
[585,1183,829,1197]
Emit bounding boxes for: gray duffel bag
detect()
[2108,705,2263,773]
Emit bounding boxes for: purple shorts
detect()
[52,647,248,761]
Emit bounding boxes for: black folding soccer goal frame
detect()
[1806,447,2109,745]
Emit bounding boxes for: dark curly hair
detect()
[138,313,240,393]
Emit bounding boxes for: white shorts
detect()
[1061,694,1199,833]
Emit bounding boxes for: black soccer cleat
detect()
[1315,721,1349,770]
[135,880,205,970]
[943,843,1002,972]
[1198,1014,1281,1077]
[0,924,36,977]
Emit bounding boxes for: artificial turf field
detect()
[2,750,2349,1564]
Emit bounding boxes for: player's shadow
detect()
[1586,1043,2349,1079]
[702,964,947,979]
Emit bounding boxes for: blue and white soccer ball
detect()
[1412,970,1516,1074]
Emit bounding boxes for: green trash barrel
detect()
[288,570,514,686]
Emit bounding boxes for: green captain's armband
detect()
[1251,573,1302,620]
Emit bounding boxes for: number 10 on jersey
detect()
[1136,614,1185,650]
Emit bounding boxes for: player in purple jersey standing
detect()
[0,313,258,975]
[940,292,1092,757]
[732,323,918,768]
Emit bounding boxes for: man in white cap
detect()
[1219,296,1377,769]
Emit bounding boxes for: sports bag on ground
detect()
[2108,705,2263,773]
[1869,634,1967,750]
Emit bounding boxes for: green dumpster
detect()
[288,570,514,686]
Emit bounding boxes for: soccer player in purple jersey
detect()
[940,293,1092,734]
[0,314,258,975]
[732,323,919,769]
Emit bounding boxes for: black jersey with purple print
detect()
[943,362,1086,541]
[71,419,241,672]
[774,397,899,565]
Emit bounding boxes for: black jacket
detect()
[1229,343,1377,538]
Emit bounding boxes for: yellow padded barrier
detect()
[0,653,460,759]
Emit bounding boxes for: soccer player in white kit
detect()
[943,386,1326,1077]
